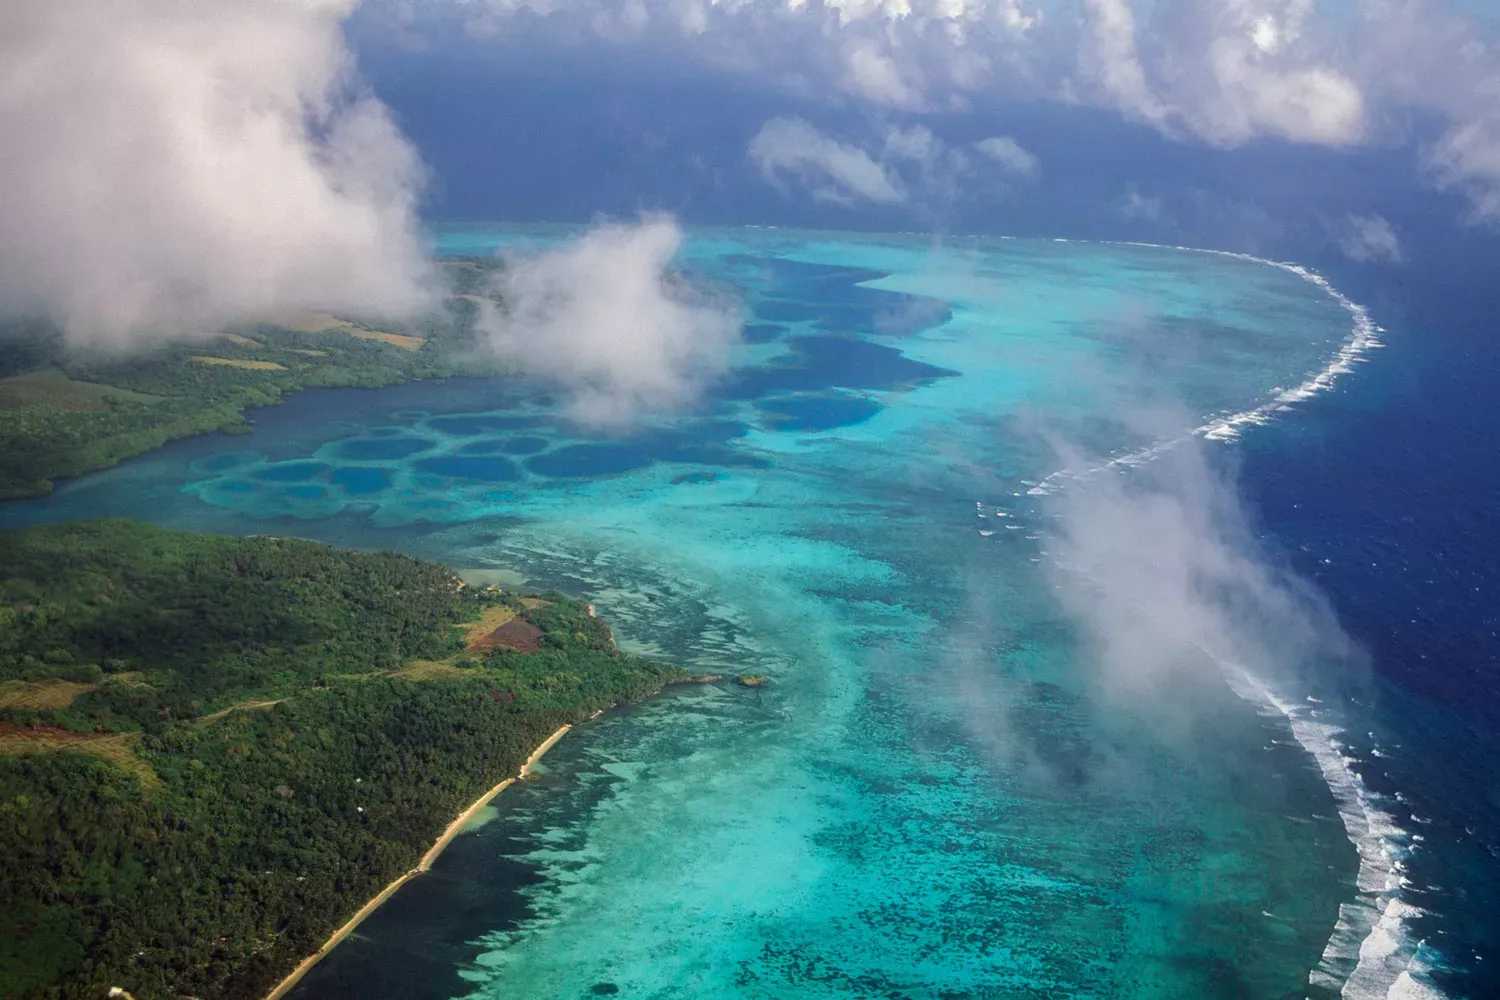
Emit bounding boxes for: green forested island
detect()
[0,519,686,1000]
[0,260,501,499]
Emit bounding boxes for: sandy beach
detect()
[263,724,573,1000]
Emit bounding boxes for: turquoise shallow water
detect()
[1,229,1369,998]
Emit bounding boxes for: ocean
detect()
[2,226,1492,999]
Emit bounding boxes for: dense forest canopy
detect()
[0,520,685,1000]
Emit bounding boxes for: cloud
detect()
[0,0,435,346]
[1079,0,1364,148]
[1081,0,1172,131]
[748,116,906,205]
[1115,185,1168,225]
[1043,430,1355,703]
[474,216,741,425]
[842,40,926,110]
[1339,214,1404,264]
[1355,0,1500,222]
[974,135,1039,177]
[401,0,1500,221]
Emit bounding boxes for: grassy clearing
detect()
[290,349,328,357]
[188,357,289,371]
[0,679,98,711]
[389,660,466,681]
[268,311,427,351]
[0,725,160,790]
[344,329,426,350]
[461,605,518,647]
[216,333,263,347]
[0,368,162,412]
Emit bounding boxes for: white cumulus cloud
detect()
[475,216,742,425]
[1339,214,1404,264]
[401,0,1500,223]
[975,135,1039,177]
[748,116,907,204]
[0,0,436,345]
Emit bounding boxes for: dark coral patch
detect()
[414,456,522,482]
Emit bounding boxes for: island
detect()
[0,519,688,1000]
[0,260,504,499]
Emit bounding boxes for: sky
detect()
[3,0,1500,343]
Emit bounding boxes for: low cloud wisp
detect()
[748,116,906,205]
[475,216,742,425]
[0,0,435,345]
[1043,436,1355,703]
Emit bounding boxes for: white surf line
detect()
[1025,241,1384,498]
[1220,670,1432,1000]
[1020,242,1440,998]
[1043,547,1433,1000]
[1099,243,1438,1000]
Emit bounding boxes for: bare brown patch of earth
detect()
[470,618,544,653]
[461,606,517,647]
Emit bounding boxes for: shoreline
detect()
[263,723,573,1000]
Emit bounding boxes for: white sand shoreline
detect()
[263,724,573,1000]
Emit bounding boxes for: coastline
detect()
[263,723,573,1000]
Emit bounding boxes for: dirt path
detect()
[196,699,286,725]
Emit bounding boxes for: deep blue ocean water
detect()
[2,227,1495,999]
[1235,277,1500,1000]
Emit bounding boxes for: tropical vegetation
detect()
[0,519,684,1000]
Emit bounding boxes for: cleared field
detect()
[0,368,162,411]
[290,349,329,357]
[217,333,263,346]
[0,724,161,790]
[469,618,544,653]
[390,660,466,681]
[461,605,518,646]
[189,356,289,371]
[267,311,427,351]
[0,679,99,711]
[347,329,425,350]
